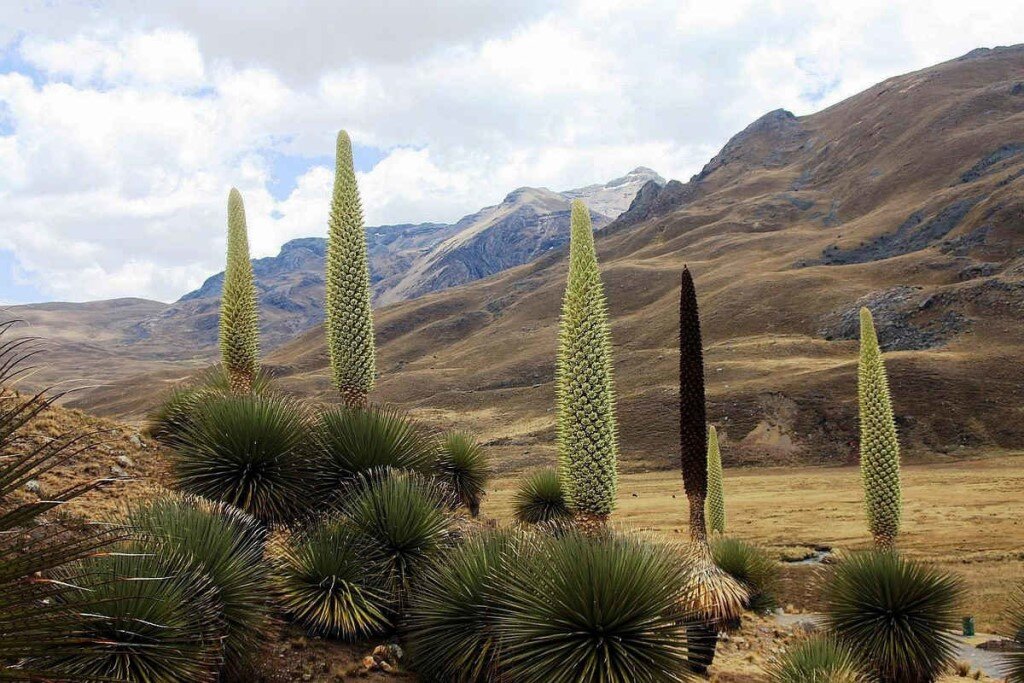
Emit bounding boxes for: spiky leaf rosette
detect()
[0,321,124,678]
[711,537,779,614]
[1005,584,1024,682]
[146,365,275,444]
[342,471,453,604]
[325,130,376,408]
[706,425,725,535]
[43,552,224,683]
[169,393,313,525]
[679,266,708,543]
[273,516,391,639]
[824,551,963,683]
[128,495,275,680]
[496,531,693,683]
[858,308,901,549]
[556,199,618,523]
[313,404,435,495]
[405,529,522,682]
[767,636,867,683]
[512,467,572,525]
[220,189,260,393]
[434,431,490,516]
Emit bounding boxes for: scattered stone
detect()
[793,619,819,634]
[129,434,144,449]
[23,479,41,494]
[116,455,133,469]
[110,465,127,478]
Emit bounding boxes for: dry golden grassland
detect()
[485,452,1024,633]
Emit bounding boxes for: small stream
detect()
[781,547,833,565]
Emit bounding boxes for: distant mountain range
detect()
[70,44,1024,471]
[18,45,1024,472]
[10,167,663,383]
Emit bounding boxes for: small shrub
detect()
[170,393,313,525]
[43,552,224,683]
[824,551,963,683]
[1007,584,1024,682]
[273,517,391,640]
[711,537,780,614]
[128,495,274,679]
[342,471,453,602]
[405,529,520,682]
[767,636,866,682]
[512,468,571,525]
[496,531,692,683]
[314,404,435,494]
[435,431,490,516]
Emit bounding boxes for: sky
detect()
[0,0,1022,304]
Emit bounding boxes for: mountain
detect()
[71,44,1024,473]
[7,168,662,389]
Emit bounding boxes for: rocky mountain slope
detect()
[9,168,662,387]
[75,44,1024,472]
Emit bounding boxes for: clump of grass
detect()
[273,517,391,640]
[42,552,224,683]
[169,393,313,525]
[147,384,208,442]
[313,404,435,494]
[511,468,571,525]
[342,471,453,603]
[128,495,275,679]
[824,551,964,683]
[147,365,274,443]
[711,537,780,615]
[496,531,692,682]
[405,529,521,681]
[767,636,866,682]
[434,430,490,516]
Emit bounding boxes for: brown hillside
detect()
[76,46,1024,473]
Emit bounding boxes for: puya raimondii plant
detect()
[858,307,901,550]
[678,266,746,673]
[706,424,725,535]
[325,130,376,409]
[556,199,619,529]
[220,188,261,393]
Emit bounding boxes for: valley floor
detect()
[487,452,1024,633]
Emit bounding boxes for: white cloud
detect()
[20,29,206,89]
[0,0,1022,302]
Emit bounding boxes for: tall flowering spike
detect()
[858,307,901,549]
[679,266,709,543]
[325,130,376,408]
[220,188,260,393]
[706,425,726,535]
[678,268,748,668]
[556,199,618,525]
